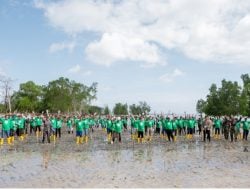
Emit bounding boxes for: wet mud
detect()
[0,128,249,188]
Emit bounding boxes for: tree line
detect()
[196,73,250,116]
[0,76,151,115]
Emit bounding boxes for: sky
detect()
[1,0,250,114]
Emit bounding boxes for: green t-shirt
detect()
[76,120,83,131]
[214,119,222,129]
[17,118,25,129]
[172,120,177,130]
[56,119,63,128]
[114,120,123,133]
[83,118,90,129]
[138,120,145,132]
[164,120,173,130]
[35,117,43,126]
[1,118,11,131]
[67,119,72,127]
[242,121,250,130]
[156,120,162,128]
[50,118,57,129]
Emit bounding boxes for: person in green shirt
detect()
[137,116,145,143]
[112,117,123,143]
[172,117,178,141]
[9,115,17,144]
[83,116,90,143]
[66,116,73,134]
[35,115,43,137]
[155,117,162,135]
[214,117,222,139]
[0,115,11,145]
[106,116,113,143]
[30,116,36,135]
[146,116,154,141]
[56,116,63,139]
[164,117,174,142]
[242,117,249,141]
[16,115,25,141]
[235,117,242,141]
[75,116,84,144]
[50,115,57,142]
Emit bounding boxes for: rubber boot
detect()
[36,131,39,138]
[85,136,88,143]
[0,138,3,145]
[186,134,189,139]
[11,136,14,144]
[7,137,11,145]
[76,137,80,144]
[20,135,24,141]
[80,137,84,144]
[53,135,56,142]
[142,138,144,143]
[137,138,140,143]
[174,136,177,142]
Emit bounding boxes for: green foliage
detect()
[103,105,110,115]
[196,99,206,114]
[11,77,97,113]
[88,105,103,115]
[198,74,250,116]
[12,81,43,112]
[113,103,128,115]
[129,101,151,115]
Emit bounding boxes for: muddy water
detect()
[0,129,249,188]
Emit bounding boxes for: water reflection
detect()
[42,149,50,169]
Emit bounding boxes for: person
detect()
[106,116,113,143]
[16,115,25,141]
[42,116,52,143]
[75,116,83,144]
[146,116,154,141]
[50,115,57,141]
[242,117,249,141]
[35,115,43,137]
[56,116,63,139]
[230,117,236,142]
[172,117,178,141]
[235,117,242,141]
[155,117,162,135]
[9,115,17,144]
[0,115,11,145]
[204,116,213,142]
[165,117,174,142]
[223,116,230,140]
[197,117,202,136]
[30,116,36,135]
[137,116,145,143]
[112,117,123,143]
[66,116,73,134]
[83,115,90,143]
[214,117,222,139]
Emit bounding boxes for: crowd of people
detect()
[0,113,249,146]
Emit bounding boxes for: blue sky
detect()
[1,0,250,114]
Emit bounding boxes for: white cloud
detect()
[68,64,92,76]
[35,0,250,66]
[159,68,185,83]
[49,41,75,53]
[85,33,165,67]
[68,64,81,73]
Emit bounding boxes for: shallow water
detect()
[0,129,249,188]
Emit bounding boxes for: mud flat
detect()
[0,128,249,188]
